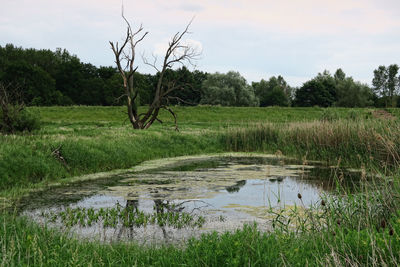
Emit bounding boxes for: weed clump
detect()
[0,83,40,133]
[0,106,40,133]
[41,203,205,230]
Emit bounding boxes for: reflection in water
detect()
[226,180,246,193]
[269,176,285,183]
[305,167,363,192]
[117,193,139,239]
[118,196,194,241]
[153,199,169,239]
[20,155,370,244]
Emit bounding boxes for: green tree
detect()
[333,69,374,107]
[134,72,156,106]
[150,67,207,106]
[1,61,62,105]
[200,71,258,106]
[387,64,399,107]
[335,78,373,107]
[168,67,207,105]
[252,76,290,106]
[334,68,346,82]
[294,71,336,107]
[0,44,132,106]
[372,64,399,107]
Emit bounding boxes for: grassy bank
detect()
[2,210,400,266]
[0,129,222,192]
[1,106,400,266]
[0,106,397,194]
[33,106,370,126]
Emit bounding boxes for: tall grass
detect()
[265,175,400,266]
[223,119,400,170]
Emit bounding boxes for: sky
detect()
[1,0,400,87]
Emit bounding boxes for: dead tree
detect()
[110,15,199,130]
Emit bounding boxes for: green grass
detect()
[0,106,391,194]
[1,106,400,266]
[2,210,400,266]
[32,106,374,127]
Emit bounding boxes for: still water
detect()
[21,154,363,244]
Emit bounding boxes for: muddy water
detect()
[21,154,363,245]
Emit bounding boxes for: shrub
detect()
[0,83,41,133]
[0,104,40,133]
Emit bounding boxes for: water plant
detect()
[41,202,205,230]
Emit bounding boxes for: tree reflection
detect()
[118,193,139,239]
[226,180,246,193]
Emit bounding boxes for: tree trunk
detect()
[110,15,198,130]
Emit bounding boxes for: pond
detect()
[20,154,364,245]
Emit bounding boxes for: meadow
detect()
[1,106,400,266]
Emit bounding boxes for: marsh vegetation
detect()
[1,106,400,266]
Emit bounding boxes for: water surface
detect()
[21,154,363,244]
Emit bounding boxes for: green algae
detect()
[18,153,372,244]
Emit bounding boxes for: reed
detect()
[223,119,400,170]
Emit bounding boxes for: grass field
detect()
[1,106,400,266]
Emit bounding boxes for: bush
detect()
[0,82,41,133]
[0,105,40,133]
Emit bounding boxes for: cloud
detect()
[188,0,400,35]
[153,40,169,57]
[1,0,400,86]
[179,3,205,12]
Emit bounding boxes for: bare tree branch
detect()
[162,106,179,132]
[142,52,160,72]
[110,13,197,130]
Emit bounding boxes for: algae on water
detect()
[21,154,364,244]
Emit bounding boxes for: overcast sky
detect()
[1,0,400,86]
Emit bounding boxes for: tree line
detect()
[1,44,399,108]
